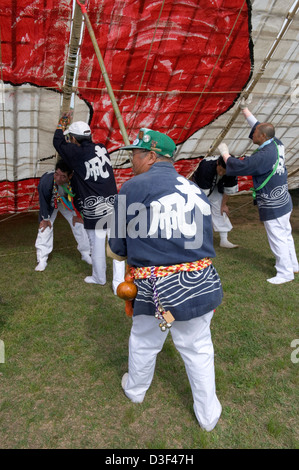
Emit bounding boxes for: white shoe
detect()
[267,276,293,285]
[121,372,129,390]
[121,372,144,403]
[82,255,92,265]
[35,262,47,272]
[113,281,122,296]
[220,240,239,249]
[84,276,105,285]
[196,404,222,432]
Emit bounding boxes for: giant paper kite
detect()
[0,0,299,214]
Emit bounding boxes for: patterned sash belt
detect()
[131,258,212,279]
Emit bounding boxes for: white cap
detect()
[63,121,91,137]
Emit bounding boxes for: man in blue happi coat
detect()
[108,128,223,431]
[219,100,298,284]
[35,159,91,271]
[53,117,124,294]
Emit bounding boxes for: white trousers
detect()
[209,189,233,233]
[123,311,222,431]
[264,211,299,280]
[35,206,91,264]
[86,228,125,292]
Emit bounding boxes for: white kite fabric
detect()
[0,0,299,215]
[172,0,299,188]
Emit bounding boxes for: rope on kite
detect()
[28,2,84,212]
[204,0,299,158]
[61,0,84,116]
[175,0,248,147]
[127,0,166,136]
[76,0,130,148]
[185,0,299,183]
[0,25,9,214]
[288,167,299,178]
[23,2,83,214]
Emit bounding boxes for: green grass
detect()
[0,192,298,449]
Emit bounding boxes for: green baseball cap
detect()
[120,128,176,158]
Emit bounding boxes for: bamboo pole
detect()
[76,0,130,146]
[56,1,84,163]
[61,1,84,115]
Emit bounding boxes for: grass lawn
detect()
[0,192,298,449]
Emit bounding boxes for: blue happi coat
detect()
[109,161,223,320]
[226,124,292,222]
[53,129,117,229]
[37,170,80,222]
